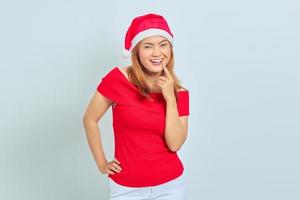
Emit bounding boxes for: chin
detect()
[150,67,162,74]
[144,64,162,73]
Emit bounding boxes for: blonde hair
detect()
[127,40,187,100]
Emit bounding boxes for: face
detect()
[138,36,172,75]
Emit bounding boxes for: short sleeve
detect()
[96,68,123,103]
[177,91,190,116]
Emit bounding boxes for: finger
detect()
[157,80,166,84]
[162,64,171,78]
[156,80,163,86]
[112,163,122,171]
[107,169,115,175]
[157,79,167,86]
[158,76,168,81]
[156,81,166,88]
[110,166,120,173]
[113,158,121,164]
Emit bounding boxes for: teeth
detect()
[150,59,163,63]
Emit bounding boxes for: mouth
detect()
[149,59,163,66]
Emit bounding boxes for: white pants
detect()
[108,173,188,200]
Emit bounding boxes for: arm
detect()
[83,91,122,175]
[164,97,189,152]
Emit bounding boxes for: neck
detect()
[144,72,162,92]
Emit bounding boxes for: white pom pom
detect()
[122,49,130,58]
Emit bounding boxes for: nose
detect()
[152,46,161,56]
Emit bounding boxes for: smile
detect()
[150,59,163,64]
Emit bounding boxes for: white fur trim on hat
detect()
[122,49,130,58]
[129,28,173,52]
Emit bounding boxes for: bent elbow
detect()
[168,145,181,152]
[82,115,89,123]
[82,115,97,124]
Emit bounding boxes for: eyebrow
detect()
[143,39,168,45]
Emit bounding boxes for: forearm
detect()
[83,119,108,169]
[164,97,186,152]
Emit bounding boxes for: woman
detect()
[83,13,190,200]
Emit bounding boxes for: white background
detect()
[0,0,299,199]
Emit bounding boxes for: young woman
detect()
[83,13,190,200]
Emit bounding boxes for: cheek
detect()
[153,46,170,58]
[138,51,152,62]
[163,48,172,56]
[139,56,150,65]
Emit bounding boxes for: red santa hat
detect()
[122,13,174,58]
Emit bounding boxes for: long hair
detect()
[127,40,187,100]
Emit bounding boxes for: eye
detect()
[161,43,168,47]
[144,46,152,49]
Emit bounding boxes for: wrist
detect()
[166,96,176,104]
[98,160,108,169]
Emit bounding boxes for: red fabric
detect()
[124,13,173,51]
[96,67,190,187]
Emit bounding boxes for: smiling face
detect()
[137,36,172,75]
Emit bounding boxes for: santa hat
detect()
[122,13,174,58]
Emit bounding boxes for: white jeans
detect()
[108,173,188,200]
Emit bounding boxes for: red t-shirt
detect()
[96,66,190,187]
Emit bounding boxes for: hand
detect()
[99,158,122,175]
[156,64,176,102]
